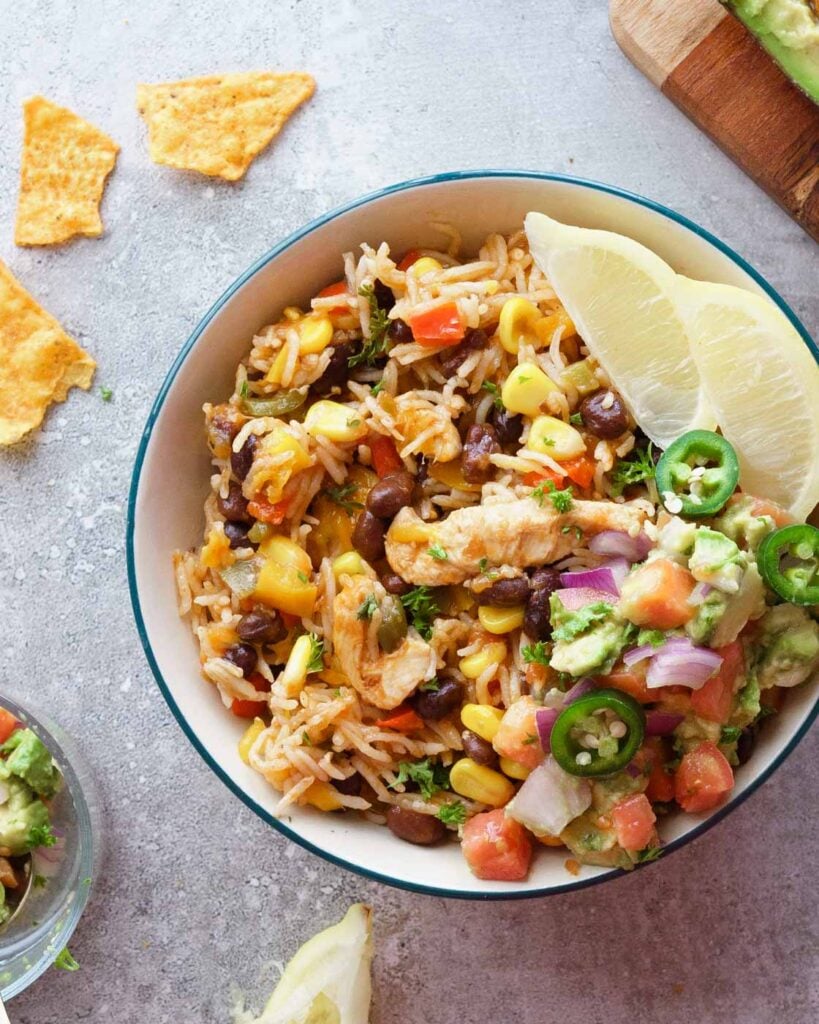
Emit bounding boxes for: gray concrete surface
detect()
[0,1,816,1021]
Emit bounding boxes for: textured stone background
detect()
[0,1,817,1021]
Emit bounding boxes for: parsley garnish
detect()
[307,634,325,673]
[437,801,467,826]
[610,443,655,497]
[28,823,56,849]
[357,594,379,621]
[99,386,113,402]
[533,479,573,513]
[636,846,663,864]
[720,726,742,744]
[390,758,450,799]
[323,482,364,514]
[551,600,613,643]
[302,731,311,745]
[428,543,448,561]
[522,642,551,665]
[419,678,440,692]
[348,284,392,368]
[522,734,538,745]
[637,629,666,648]
[481,381,504,410]
[296,570,309,584]
[478,557,489,573]
[33,874,47,889]
[400,586,439,640]
[570,412,583,427]
[54,947,80,972]
[371,379,385,397]
[240,380,250,399]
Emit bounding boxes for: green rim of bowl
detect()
[126,170,819,900]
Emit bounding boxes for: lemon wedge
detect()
[676,277,819,521]
[525,212,716,449]
[248,903,372,1024]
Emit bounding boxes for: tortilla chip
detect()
[0,260,95,445]
[14,96,119,247]
[136,71,315,181]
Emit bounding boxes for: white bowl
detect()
[127,171,819,898]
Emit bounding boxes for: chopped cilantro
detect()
[522,734,538,745]
[347,417,361,428]
[54,947,80,972]
[481,381,504,410]
[570,412,583,427]
[400,586,439,640]
[551,600,613,643]
[532,479,573,512]
[522,642,551,665]
[428,543,448,561]
[357,594,379,621]
[437,801,467,826]
[720,726,743,744]
[33,874,47,889]
[610,443,655,497]
[302,731,311,745]
[28,823,56,849]
[99,385,113,402]
[307,634,325,674]
[636,846,663,863]
[637,629,667,648]
[478,557,489,573]
[371,379,385,397]
[419,678,440,692]
[349,284,392,368]
[390,758,450,799]
[239,380,250,399]
[296,570,309,584]
[541,436,555,447]
[323,482,364,515]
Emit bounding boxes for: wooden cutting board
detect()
[610,0,819,242]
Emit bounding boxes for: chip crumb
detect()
[0,260,95,445]
[15,96,119,246]
[136,71,315,181]
[564,858,581,877]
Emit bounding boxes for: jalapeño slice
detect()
[550,689,645,778]
[655,430,739,517]
[757,524,819,606]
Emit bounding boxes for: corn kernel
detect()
[450,758,515,807]
[280,634,313,697]
[499,756,531,781]
[501,363,559,417]
[389,520,436,544]
[304,780,344,811]
[409,256,443,278]
[305,400,368,444]
[534,307,576,344]
[526,414,586,462]
[461,703,505,741]
[332,551,367,579]
[265,346,290,385]
[459,643,507,680]
[238,717,266,764]
[299,314,334,355]
[498,297,543,354]
[478,605,526,634]
[255,535,317,618]
[282,306,303,322]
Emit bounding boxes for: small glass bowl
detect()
[0,694,100,1000]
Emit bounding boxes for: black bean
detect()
[524,589,552,641]
[475,576,530,606]
[412,678,463,721]
[224,642,257,677]
[386,806,446,845]
[333,772,363,797]
[530,567,563,593]
[578,390,628,439]
[492,407,523,447]
[237,610,286,645]
[218,482,251,523]
[366,470,415,518]
[231,433,258,480]
[373,279,395,311]
[461,730,499,768]
[438,328,489,378]
[462,422,501,484]
[312,342,354,396]
[382,573,411,596]
[387,318,413,345]
[736,725,758,765]
[224,522,252,549]
[352,510,386,562]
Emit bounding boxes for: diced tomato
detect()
[407,301,465,349]
[561,455,596,490]
[522,468,567,490]
[611,794,657,852]
[248,672,272,694]
[248,496,289,525]
[619,558,697,630]
[378,707,424,732]
[674,741,734,813]
[369,434,403,477]
[603,669,652,704]
[231,698,264,719]
[639,737,676,803]
[397,249,422,272]
[461,809,533,881]
[746,495,793,528]
[691,641,743,724]
[317,280,349,314]
[492,697,544,770]
[0,709,19,745]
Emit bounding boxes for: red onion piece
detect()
[605,557,631,590]
[554,587,614,611]
[589,530,652,562]
[563,677,597,705]
[622,644,655,667]
[535,707,560,752]
[559,566,620,597]
[646,711,685,735]
[646,639,723,690]
[688,581,714,606]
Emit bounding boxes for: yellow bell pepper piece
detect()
[534,307,576,344]
[305,400,368,444]
[501,363,559,417]
[238,718,266,764]
[389,520,436,544]
[304,780,344,811]
[450,758,515,807]
[498,297,543,354]
[427,461,482,493]
[254,427,312,503]
[201,526,234,570]
[526,415,586,462]
[478,605,526,634]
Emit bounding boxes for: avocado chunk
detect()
[714,495,775,552]
[686,590,730,645]
[723,0,819,103]
[690,527,745,594]
[755,603,819,688]
[0,777,50,857]
[0,729,60,798]
[548,596,633,676]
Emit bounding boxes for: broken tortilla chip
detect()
[0,260,95,445]
[136,71,315,181]
[14,96,119,247]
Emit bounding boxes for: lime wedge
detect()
[525,212,716,449]
[251,904,372,1024]
[676,277,819,521]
